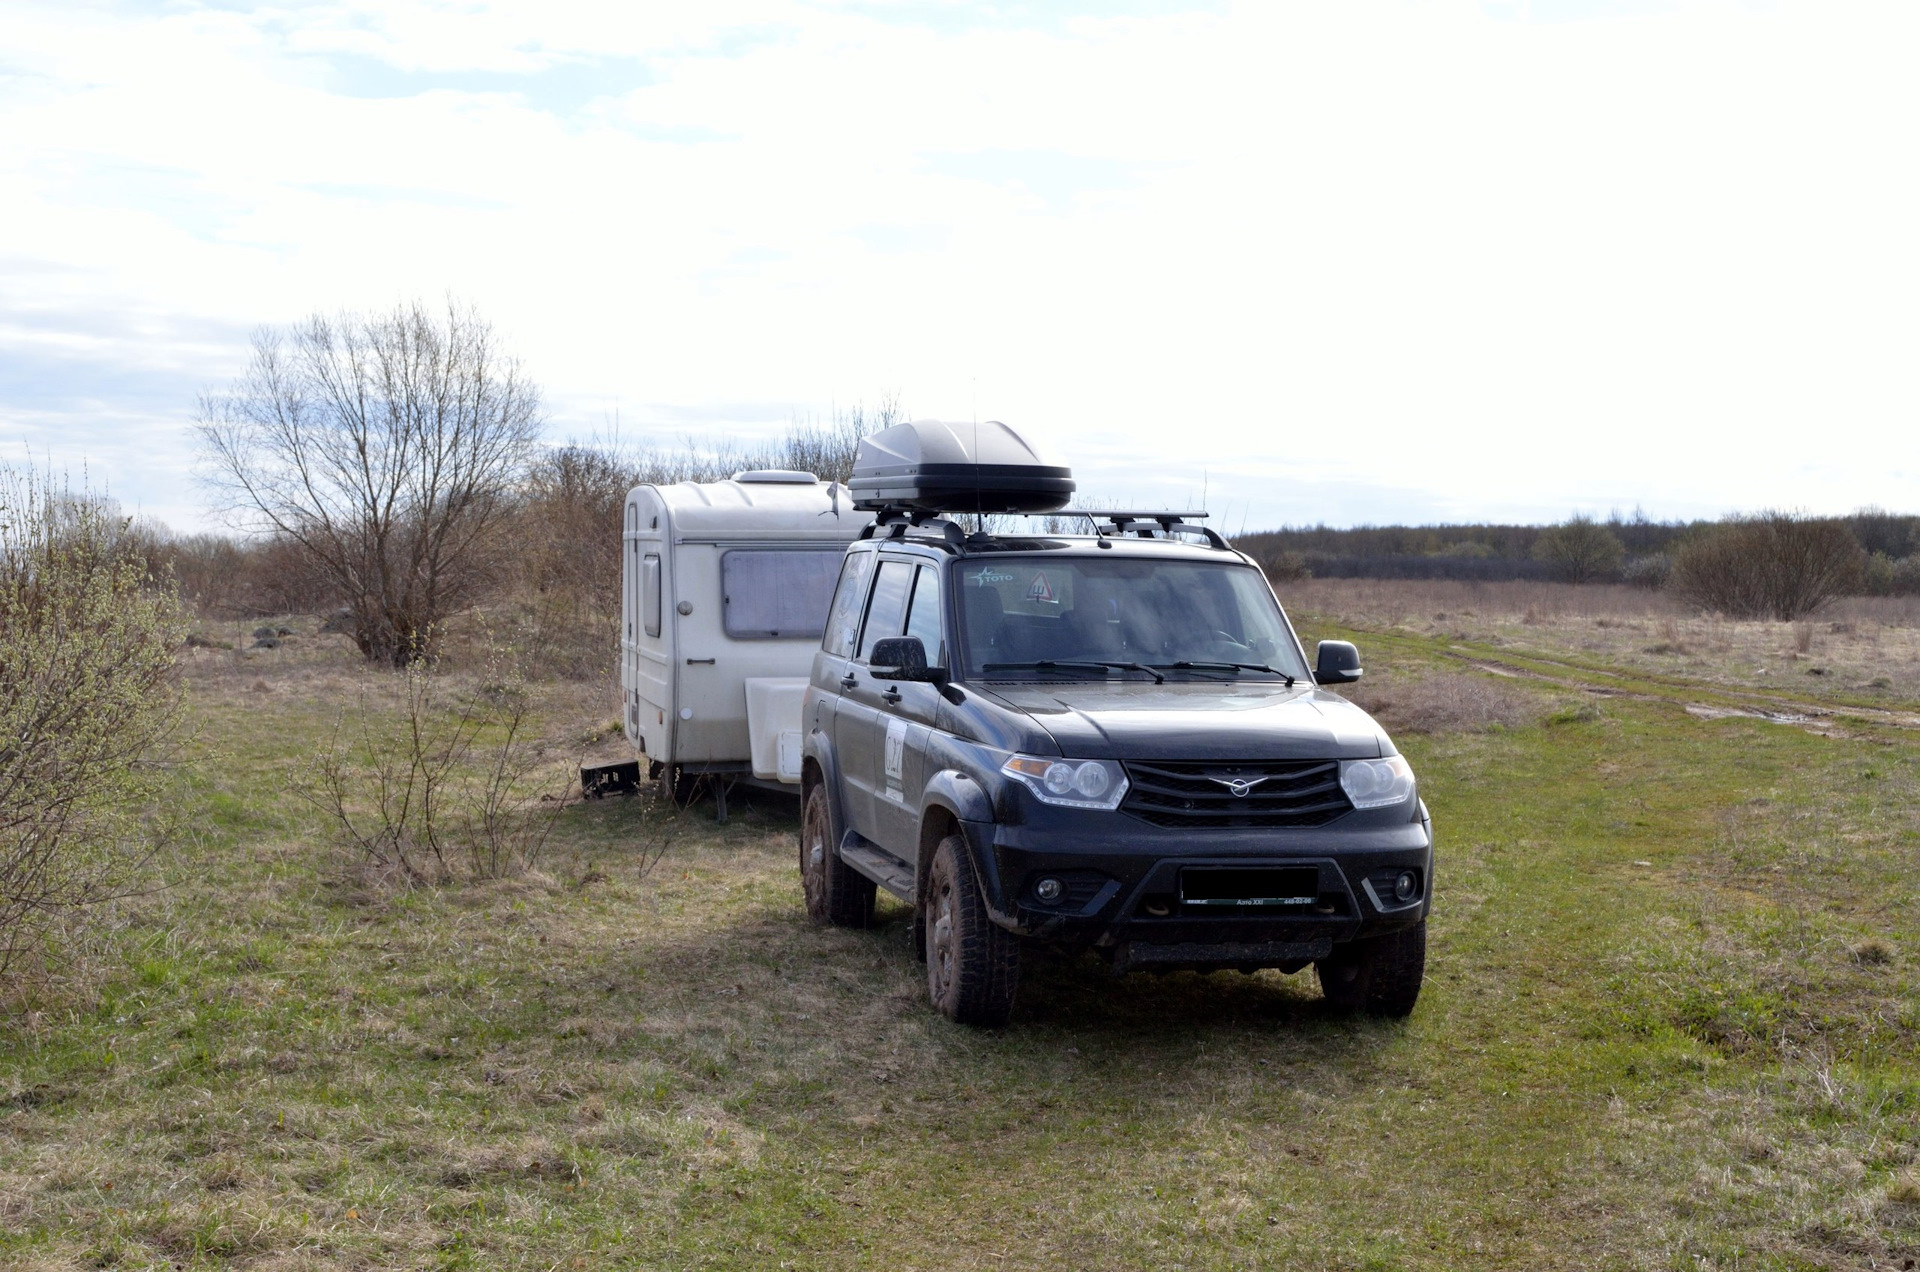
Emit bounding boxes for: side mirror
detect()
[1315,639,1363,685]
[870,636,948,684]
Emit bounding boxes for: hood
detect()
[980,681,1391,760]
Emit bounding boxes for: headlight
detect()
[1340,755,1415,809]
[1001,755,1129,810]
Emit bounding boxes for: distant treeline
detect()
[1237,510,1920,590]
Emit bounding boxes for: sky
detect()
[2,0,1917,535]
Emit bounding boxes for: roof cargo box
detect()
[848,419,1074,514]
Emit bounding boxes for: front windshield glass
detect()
[955,556,1309,680]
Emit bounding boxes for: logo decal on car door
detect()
[884,718,906,799]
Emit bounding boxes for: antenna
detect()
[971,382,980,527]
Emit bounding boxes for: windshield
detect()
[955,556,1309,681]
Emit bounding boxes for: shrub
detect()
[1623,553,1672,589]
[1897,556,1920,596]
[1668,512,1865,620]
[1862,551,1920,598]
[1532,515,1625,583]
[304,650,568,884]
[1863,551,1896,596]
[1260,551,1312,583]
[0,470,186,983]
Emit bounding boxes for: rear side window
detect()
[858,560,915,661]
[822,551,876,657]
[642,553,662,638]
[721,549,845,639]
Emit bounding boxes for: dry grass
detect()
[1283,578,1920,703]
[1342,669,1547,734]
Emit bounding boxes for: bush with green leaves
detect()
[1532,515,1625,583]
[0,470,185,984]
[1669,512,1865,620]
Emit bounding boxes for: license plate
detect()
[1179,866,1320,907]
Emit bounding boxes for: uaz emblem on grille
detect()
[1208,775,1271,799]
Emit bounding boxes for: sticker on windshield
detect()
[1025,572,1056,603]
[969,568,1015,587]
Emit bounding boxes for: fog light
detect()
[1393,870,1419,902]
[1034,876,1065,904]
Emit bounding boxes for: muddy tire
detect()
[925,835,1020,1026]
[1316,920,1425,1018]
[800,783,874,928]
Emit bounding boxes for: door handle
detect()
[840,673,858,690]
[881,687,902,706]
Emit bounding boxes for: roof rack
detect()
[1082,510,1228,549]
[857,506,970,549]
[855,506,1231,553]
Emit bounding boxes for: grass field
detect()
[3,595,1919,1270]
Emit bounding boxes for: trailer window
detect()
[642,554,662,637]
[722,549,844,640]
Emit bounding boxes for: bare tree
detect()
[780,395,901,484]
[198,299,543,664]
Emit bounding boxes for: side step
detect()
[837,836,915,902]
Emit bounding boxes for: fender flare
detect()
[922,768,992,825]
[802,727,851,840]
[910,771,999,955]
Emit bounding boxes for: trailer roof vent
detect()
[848,419,1074,514]
[733,470,820,484]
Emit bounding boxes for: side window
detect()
[643,554,662,638]
[904,563,944,663]
[857,560,915,661]
[721,549,843,639]
[822,551,876,658]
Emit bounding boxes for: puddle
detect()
[1685,703,1819,727]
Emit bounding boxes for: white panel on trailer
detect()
[744,678,809,783]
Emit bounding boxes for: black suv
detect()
[798,513,1433,1026]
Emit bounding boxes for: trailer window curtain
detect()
[643,554,662,637]
[722,549,844,640]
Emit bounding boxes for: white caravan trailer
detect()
[620,472,871,803]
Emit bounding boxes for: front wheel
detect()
[925,836,1020,1026]
[1316,920,1426,1018]
[800,783,874,928]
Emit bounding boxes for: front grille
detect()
[1120,759,1351,828]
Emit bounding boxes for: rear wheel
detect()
[925,835,1020,1026]
[800,783,874,928]
[1316,920,1426,1018]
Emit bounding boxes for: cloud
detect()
[0,0,1917,533]
[921,150,1173,211]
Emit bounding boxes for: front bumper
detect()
[961,807,1433,969]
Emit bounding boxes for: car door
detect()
[835,556,915,844]
[813,544,875,801]
[871,561,948,859]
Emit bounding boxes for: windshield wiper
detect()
[1149,661,1297,686]
[982,660,1165,684]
